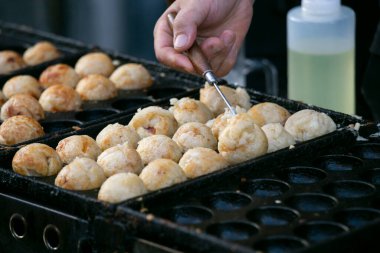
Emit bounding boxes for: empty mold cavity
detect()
[351,143,380,160]
[41,120,82,134]
[165,205,213,225]
[75,109,118,122]
[201,191,251,211]
[254,235,308,253]
[324,180,376,199]
[247,206,299,226]
[240,179,290,198]
[315,155,363,172]
[362,168,380,185]
[334,208,380,229]
[147,87,187,99]
[285,193,338,213]
[278,166,327,185]
[294,221,348,244]
[206,221,259,241]
[112,97,153,111]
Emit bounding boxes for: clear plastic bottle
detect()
[287,0,355,114]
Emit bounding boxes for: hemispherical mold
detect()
[285,193,338,213]
[334,207,380,229]
[254,235,308,253]
[247,206,300,226]
[294,221,348,244]
[351,143,380,160]
[240,179,290,198]
[324,180,376,199]
[112,97,153,111]
[41,120,82,134]
[164,205,213,225]
[147,87,188,99]
[201,191,251,212]
[206,221,259,241]
[75,108,119,122]
[314,155,363,172]
[278,166,327,185]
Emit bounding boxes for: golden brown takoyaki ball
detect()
[3,75,42,99]
[0,115,44,145]
[39,84,81,112]
[139,159,187,191]
[247,102,291,127]
[1,94,44,121]
[39,63,80,89]
[75,74,117,101]
[56,135,101,164]
[0,50,26,74]
[200,83,251,116]
[110,63,153,90]
[23,41,60,65]
[98,172,147,203]
[96,123,140,151]
[261,123,296,153]
[55,157,106,190]
[218,113,268,164]
[169,97,213,125]
[129,106,178,139]
[12,143,62,176]
[75,52,115,77]
[136,135,182,165]
[208,106,247,140]
[284,109,337,142]
[173,122,217,152]
[97,143,143,177]
[0,91,6,107]
[179,147,228,179]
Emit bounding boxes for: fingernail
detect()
[223,34,235,47]
[174,34,188,49]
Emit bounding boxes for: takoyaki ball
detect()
[56,135,101,164]
[261,123,296,153]
[98,172,147,203]
[200,83,251,116]
[76,74,117,101]
[39,84,81,112]
[179,147,228,179]
[139,159,186,191]
[169,97,213,125]
[218,113,268,164]
[55,157,106,190]
[110,63,153,90]
[0,115,44,145]
[75,52,115,77]
[173,122,217,152]
[284,109,337,142]
[39,63,80,89]
[3,75,41,99]
[209,106,247,140]
[247,102,291,127]
[137,135,182,165]
[96,123,140,151]
[23,41,60,66]
[12,143,62,176]
[129,106,178,138]
[0,50,26,74]
[1,94,44,121]
[97,143,143,177]
[0,91,6,107]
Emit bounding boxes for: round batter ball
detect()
[96,123,140,151]
[97,143,143,177]
[169,97,213,125]
[23,41,60,66]
[39,84,82,112]
[3,75,42,99]
[0,50,26,74]
[0,115,44,145]
[218,113,268,164]
[247,102,291,127]
[76,74,117,101]
[98,172,147,203]
[75,52,115,77]
[139,159,187,191]
[284,109,337,142]
[200,83,251,116]
[39,63,80,89]
[179,147,228,179]
[262,123,296,153]
[137,135,182,165]
[173,122,217,152]
[56,135,101,164]
[208,106,247,140]
[55,157,106,190]
[1,94,44,121]
[12,143,62,176]
[110,63,153,90]
[0,91,6,107]
[129,106,178,138]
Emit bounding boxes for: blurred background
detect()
[0,0,378,118]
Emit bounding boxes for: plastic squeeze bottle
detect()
[287,0,355,114]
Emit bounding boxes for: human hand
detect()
[154,0,254,77]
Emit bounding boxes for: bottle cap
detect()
[302,0,340,15]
